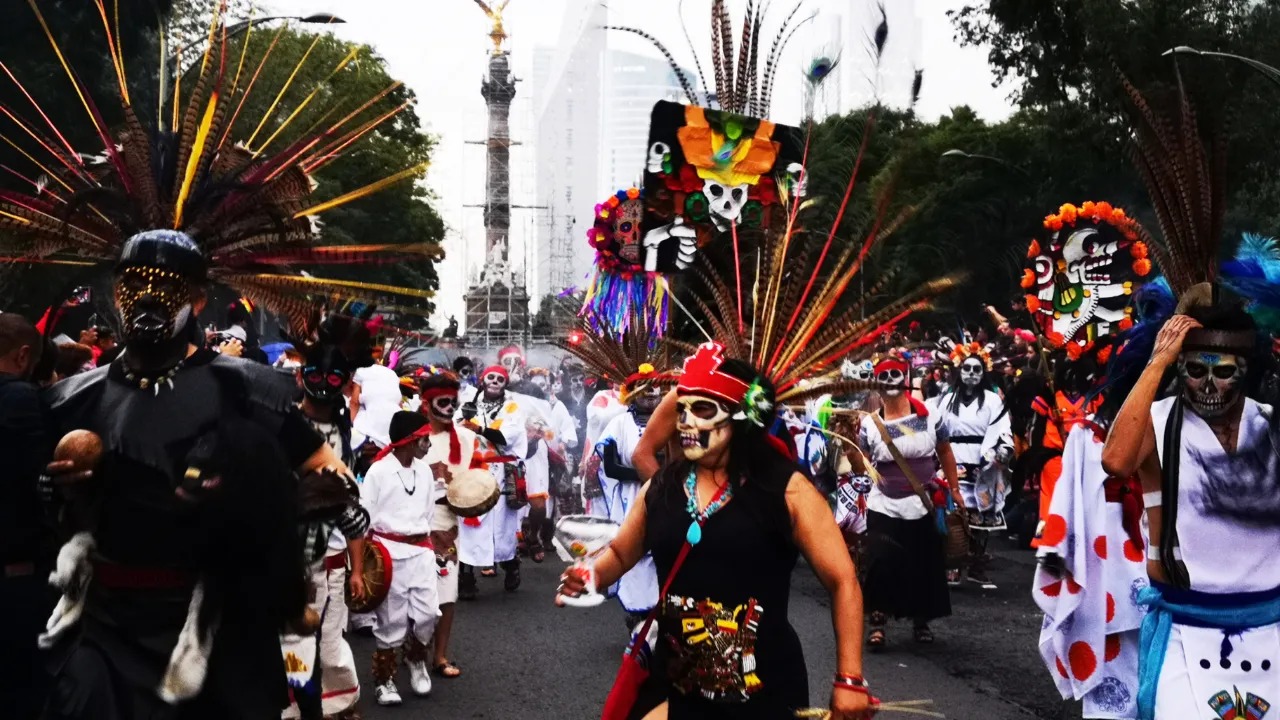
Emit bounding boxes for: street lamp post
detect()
[160,13,346,130]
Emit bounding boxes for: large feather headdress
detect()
[0,2,440,332]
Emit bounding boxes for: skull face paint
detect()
[960,358,985,388]
[427,393,459,422]
[482,370,508,400]
[632,386,663,423]
[676,395,733,463]
[1179,351,1247,419]
[876,367,907,397]
[115,266,192,346]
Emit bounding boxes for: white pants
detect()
[1154,621,1280,718]
[373,551,441,650]
[283,562,360,717]
[437,559,459,605]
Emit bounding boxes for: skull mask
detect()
[482,369,508,400]
[615,198,644,264]
[115,266,193,347]
[784,162,808,198]
[676,395,733,463]
[647,142,671,174]
[876,365,907,397]
[842,359,873,382]
[959,358,985,388]
[300,346,350,405]
[703,179,748,229]
[1179,351,1247,419]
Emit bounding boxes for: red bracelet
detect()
[833,673,869,691]
[832,682,869,695]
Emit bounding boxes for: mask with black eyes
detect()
[300,347,351,405]
[1178,350,1247,419]
[959,358,985,389]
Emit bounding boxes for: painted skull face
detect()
[500,353,524,377]
[1062,228,1118,286]
[529,373,549,393]
[1179,351,1247,419]
[841,359,873,382]
[115,266,192,346]
[428,393,459,422]
[876,367,907,397]
[632,386,663,420]
[703,179,748,228]
[615,198,644,264]
[483,370,508,398]
[676,395,733,463]
[960,358,985,387]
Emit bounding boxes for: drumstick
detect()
[796,699,943,718]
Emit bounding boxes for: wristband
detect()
[833,673,869,690]
[832,682,869,695]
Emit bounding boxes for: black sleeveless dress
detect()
[644,466,809,719]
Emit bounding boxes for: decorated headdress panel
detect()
[581,187,669,340]
[1021,201,1151,348]
[0,4,439,334]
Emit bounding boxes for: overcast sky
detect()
[264,0,1014,324]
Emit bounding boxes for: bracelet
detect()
[833,673,869,690]
[832,682,869,695]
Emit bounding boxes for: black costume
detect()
[42,350,320,719]
[644,469,808,719]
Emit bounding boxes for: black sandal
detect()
[913,625,934,644]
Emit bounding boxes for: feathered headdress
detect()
[608,0,820,118]
[0,3,438,333]
[554,298,681,402]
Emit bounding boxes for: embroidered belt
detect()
[93,561,196,590]
[372,531,434,549]
[1136,582,1280,720]
[323,552,347,571]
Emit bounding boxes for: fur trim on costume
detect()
[39,531,95,649]
[372,648,398,685]
[159,580,220,704]
[403,635,430,664]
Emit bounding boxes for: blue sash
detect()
[1137,582,1280,720]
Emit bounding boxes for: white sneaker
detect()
[376,679,402,706]
[408,659,433,696]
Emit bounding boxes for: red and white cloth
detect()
[1033,424,1146,719]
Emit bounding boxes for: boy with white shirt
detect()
[360,412,441,707]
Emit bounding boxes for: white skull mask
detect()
[1062,228,1119,286]
[784,162,807,198]
[676,395,733,463]
[841,358,873,381]
[876,367,906,397]
[648,142,671,174]
[960,359,985,388]
[703,179,749,229]
[1179,351,1247,419]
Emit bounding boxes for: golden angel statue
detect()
[473,0,511,54]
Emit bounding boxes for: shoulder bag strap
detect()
[869,412,935,513]
[625,535,694,658]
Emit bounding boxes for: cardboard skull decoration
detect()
[1022,201,1152,347]
[641,100,804,272]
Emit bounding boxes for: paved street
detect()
[352,537,1082,719]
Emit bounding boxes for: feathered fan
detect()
[0,1,435,333]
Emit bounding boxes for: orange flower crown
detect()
[949,342,993,370]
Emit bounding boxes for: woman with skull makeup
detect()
[928,342,1013,588]
[558,343,870,720]
[844,355,961,649]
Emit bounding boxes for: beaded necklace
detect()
[683,467,734,546]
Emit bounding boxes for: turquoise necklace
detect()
[684,467,734,546]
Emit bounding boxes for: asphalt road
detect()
[351,537,1083,720]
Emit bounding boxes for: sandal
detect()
[432,661,462,678]
[867,628,886,649]
[530,546,546,564]
[480,566,498,578]
[913,625,934,644]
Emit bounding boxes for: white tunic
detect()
[351,364,402,447]
[361,455,436,559]
[1148,397,1280,716]
[929,390,1012,525]
[591,411,659,613]
[455,392,529,566]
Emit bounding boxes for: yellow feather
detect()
[245,28,325,150]
[173,91,220,228]
[293,161,429,218]
[255,47,361,156]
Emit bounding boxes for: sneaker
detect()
[967,570,997,590]
[408,660,433,696]
[375,679,402,706]
[946,569,961,587]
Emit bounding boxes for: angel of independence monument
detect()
[463,0,532,346]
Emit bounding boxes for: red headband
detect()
[676,342,750,406]
[481,365,508,381]
[873,357,909,376]
[420,387,459,402]
[372,424,431,464]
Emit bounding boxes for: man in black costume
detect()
[41,230,343,719]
